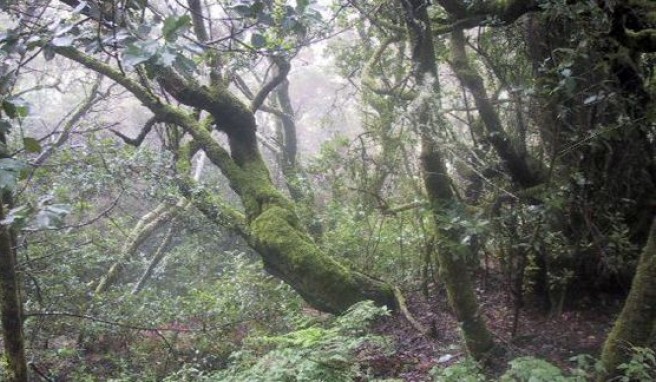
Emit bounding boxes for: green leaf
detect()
[137,24,152,37]
[0,120,11,134]
[0,158,28,190]
[231,4,253,17]
[122,39,159,68]
[162,15,191,42]
[23,137,42,153]
[281,16,298,32]
[296,0,309,13]
[2,98,30,119]
[157,49,177,67]
[173,54,197,76]
[257,12,274,26]
[84,40,100,54]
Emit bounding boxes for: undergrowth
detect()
[163,300,393,382]
[431,347,656,382]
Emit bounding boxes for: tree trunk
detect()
[153,64,398,315]
[0,130,27,382]
[131,222,175,295]
[0,202,27,382]
[449,29,544,189]
[399,0,495,361]
[599,217,656,380]
[273,76,323,239]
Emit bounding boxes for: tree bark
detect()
[94,201,181,295]
[273,75,322,239]
[131,222,175,295]
[449,28,544,188]
[399,0,496,360]
[0,129,27,382]
[599,217,656,380]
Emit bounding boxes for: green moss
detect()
[600,218,656,380]
[175,144,193,175]
[250,205,395,314]
[436,234,496,359]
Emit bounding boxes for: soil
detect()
[363,281,622,381]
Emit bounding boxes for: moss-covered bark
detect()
[251,205,396,313]
[0,128,27,381]
[422,137,496,360]
[273,74,322,239]
[0,202,27,382]
[599,217,656,380]
[160,67,398,314]
[399,0,496,361]
[232,156,397,313]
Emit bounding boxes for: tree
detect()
[9,0,397,314]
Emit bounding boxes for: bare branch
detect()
[110,116,159,146]
[250,57,291,112]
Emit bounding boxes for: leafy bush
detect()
[615,347,656,382]
[183,300,391,382]
[431,359,486,382]
[500,357,571,381]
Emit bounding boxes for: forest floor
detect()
[366,279,623,381]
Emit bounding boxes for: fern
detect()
[203,300,390,382]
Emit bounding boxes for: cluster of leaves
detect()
[29,246,302,380]
[164,300,391,382]
[306,132,431,284]
[319,201,431,283]
[229,0,324,52]
[119,14,198,73]
[0,64,72,230]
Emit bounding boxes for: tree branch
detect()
[436,0,539,25]
[53,46,163,112]
[110,116,159,146]
[250,57,291,112]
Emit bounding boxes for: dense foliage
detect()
[0,0,655,381]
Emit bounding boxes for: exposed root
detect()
[393,286,432,338]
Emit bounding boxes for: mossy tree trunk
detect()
[163,83,396,313]
[53,25,396,315]
[599,217,656,380]
[398,0,495,360]
[0,130,27,382]
[273,74,323,239]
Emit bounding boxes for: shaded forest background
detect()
[0,0,655,381]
